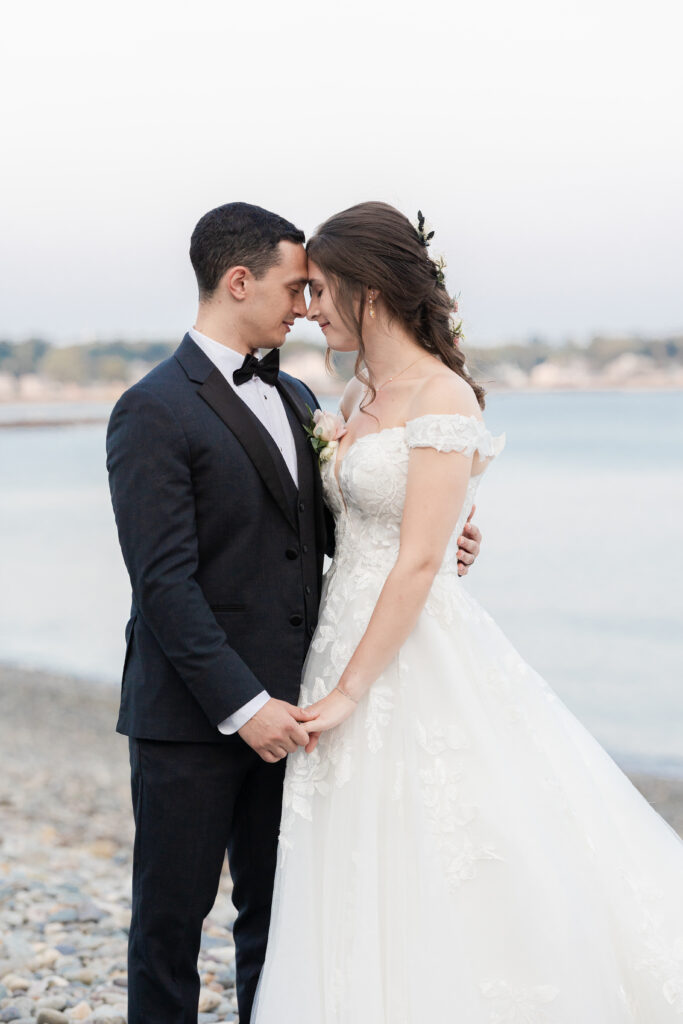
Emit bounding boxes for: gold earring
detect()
[369,293,376,319]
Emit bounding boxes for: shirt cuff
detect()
[217,691,270,735]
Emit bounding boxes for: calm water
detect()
[1,391,682,773]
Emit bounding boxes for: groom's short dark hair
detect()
[190,202,305,297]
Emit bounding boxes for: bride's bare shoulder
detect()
[340,376,364,419]
[408,369,482,422]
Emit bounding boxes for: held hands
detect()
[238,698,319,763]
[457,505,482,577]
[302,688,358,754]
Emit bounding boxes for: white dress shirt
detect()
[189,327,299,735]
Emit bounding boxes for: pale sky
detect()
[1,0,681,346]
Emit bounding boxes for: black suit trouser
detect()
[127,737,286,1024]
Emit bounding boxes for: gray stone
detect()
[0,1009,24,1023]
[3,997,33,1018]
[76,904,105,924]
[215,962,236,986]
[48,909,78,924]
[37,1011,70,1024]
[84,1006,127,1022]
[1,930,28,954]
[37,995,69,1011]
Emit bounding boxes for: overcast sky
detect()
[1,0,681,346]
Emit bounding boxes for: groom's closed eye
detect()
[288,278,308,297]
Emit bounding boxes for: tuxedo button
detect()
[289,614,303,627]
[308,624,315,637]
[305,585,312,595]
[285,548,298,560]
[302,544,309,553]
[298,501,305,513]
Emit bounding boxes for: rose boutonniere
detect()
[304,406,347,466]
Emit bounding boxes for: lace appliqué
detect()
[405,412,506,458]
[416,719,503,891]
[621,871,683,1012]
[479,980,559,1023]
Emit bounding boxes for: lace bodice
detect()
[322,413,505,582]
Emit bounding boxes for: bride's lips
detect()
[320,322,330,333]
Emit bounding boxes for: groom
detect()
[106,202,483,1024]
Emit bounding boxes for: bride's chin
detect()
[326,338,360,353]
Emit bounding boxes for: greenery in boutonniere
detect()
[304,406,348,466]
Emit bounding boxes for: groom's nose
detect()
[292,292,309,318]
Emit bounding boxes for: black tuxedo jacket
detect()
[106,334,333,742]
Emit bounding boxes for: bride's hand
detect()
[302,689,357,754]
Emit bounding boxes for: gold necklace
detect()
[375,354,428,391]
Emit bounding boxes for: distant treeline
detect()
[467,335,683,377]
[1,335,682,385]
[0,339,176,384]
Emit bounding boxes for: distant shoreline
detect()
[0,415,110,428]
[1,386,682,429]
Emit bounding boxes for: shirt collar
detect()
[189,327,249,380]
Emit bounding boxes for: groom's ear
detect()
[223,265,251,301]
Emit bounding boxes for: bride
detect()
[252,202,683,1022]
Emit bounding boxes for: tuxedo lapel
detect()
[276,378,312,479]
[276,375,311,425]
[198,367,297,531]
[277,377,328,554]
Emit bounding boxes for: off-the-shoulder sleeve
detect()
[405,413,506,458]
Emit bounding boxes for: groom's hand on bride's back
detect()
[457,505,482,577]
[238,699,319,763]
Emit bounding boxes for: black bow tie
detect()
[233,348,280,387]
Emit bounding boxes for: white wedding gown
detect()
[252,413,683,1023]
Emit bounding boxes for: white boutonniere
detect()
[304,406,347,466]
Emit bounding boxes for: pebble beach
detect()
[1,664,683,1024]
[0,667,238,1024]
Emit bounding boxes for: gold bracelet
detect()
[336,684,359,704]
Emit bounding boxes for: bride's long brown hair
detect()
[307,201,485,410]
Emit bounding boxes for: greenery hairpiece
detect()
[416,210,434,247]
[415,209,461,345]
[415,210,446,288]
[433,254,447,288]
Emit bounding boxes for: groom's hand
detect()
[457,505,482,577]
[238,699,319,763]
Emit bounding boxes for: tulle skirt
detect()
[252,565,683,1023]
